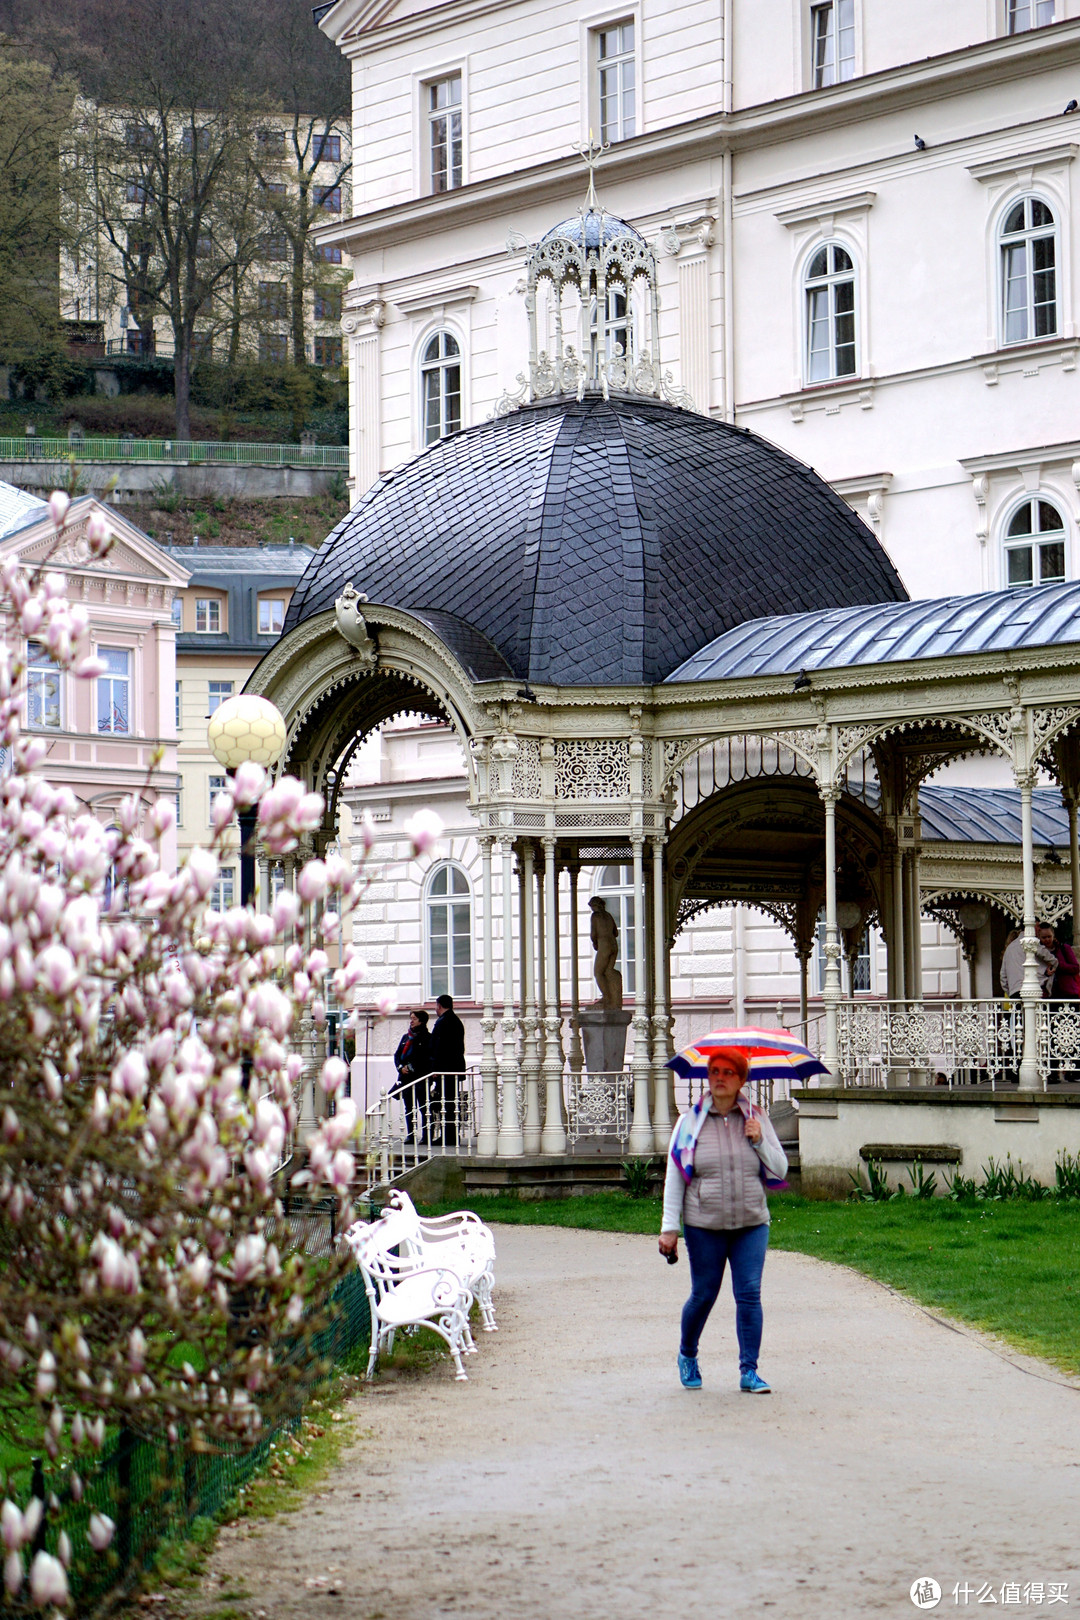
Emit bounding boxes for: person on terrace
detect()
[659,1049,788,1394]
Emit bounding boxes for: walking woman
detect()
[658,1049,788,1392]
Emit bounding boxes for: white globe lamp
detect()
[207,693,287,771]
[207,694,287,910]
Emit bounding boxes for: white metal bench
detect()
[385,1190,498,1333]
[344,1211,474,1381]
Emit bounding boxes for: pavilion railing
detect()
[834,998,1080,1088]
[0,435,349,468]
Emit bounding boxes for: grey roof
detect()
[667,581,1080,683]
[919,785,1069,846]
[167,544,315,575]
[0,481,47,541]
[283,395,907,687]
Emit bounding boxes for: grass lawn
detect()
[417,1192,1080,1376]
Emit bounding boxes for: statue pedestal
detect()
[578,1008,632,1074]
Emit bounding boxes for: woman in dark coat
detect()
[391,1010,429,1143]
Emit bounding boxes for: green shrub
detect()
[621,1158,655,1199]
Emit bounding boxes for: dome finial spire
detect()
[572,131,608,213]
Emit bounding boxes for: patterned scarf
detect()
[670,1092,788,1190]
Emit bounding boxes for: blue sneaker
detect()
[678,1354,702,1389]
[740,1370,771,1394]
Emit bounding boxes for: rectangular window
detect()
[125,123,154,150]
[26,641,61,731]
[195,598,221,633]
[427,74,463,194]
[258,280,289,320]
[181,126,209,156]
[812,0,855,87]
[596,21,636,145]
[314,286,342,322]
[314,185,341,212]
[258,599,285,634]
[96,648,131,735]
[171,597,183,631]
[256,128,286,157]
[126,179,148,204]
[209,867,235,911]
[318,243,342,264]
[314,335,343,367]
[207,680,233,715]
[1008,0,1054,29]
[259,233,288,261]
[209,775,229,826]
[816,918,872,993]
[173,791,182,828]
[314,133,342,164]
[175,680,181,731]
[259,332,288,364]
[263,180,287,198]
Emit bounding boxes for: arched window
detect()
[421,331,462,445]
[595,863,636,995]
[805,243,856,382]
[1004,497,1066,587]
[1000,198,1057,345]
[426,863,472,999]
[590,287,631,364]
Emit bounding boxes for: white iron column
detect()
[821,788,842,1077]
[540,836,567,1153]
[520,842,543,1152]
[1018,773,1043,1089]
[567,860,584,1081]
[496,836,523,1153]
[476,835,499,1155]
[650,837,673,1151]
[910,822,924,1002]
[629,835,653,1152]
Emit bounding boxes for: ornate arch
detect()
[245,606,489,817]
[838,713,1014,778]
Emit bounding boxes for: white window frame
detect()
[175,680,182,733]
[195,597,222,634]
[1001,493,1068,588]
[96,647,132,736]
[258,597,285,635]
[421,70,464,195]
[809,0,856,89]
[1006,0,1055,32]
[207,680,233,716]
[582,9,641,146]
[209,867,235,912]
[815,915,877,995]
[425,861,473,1001]
[420,328,463,446]
[594,863,636,996]
[594,19,637,145]
[998,194,1059,348]
[171,596,183,631]
[26,640,62,732]
[803,240,858,384]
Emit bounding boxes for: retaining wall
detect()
[0,459,340,501]
[795,1088,1080,1197]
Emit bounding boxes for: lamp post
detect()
[206,693,287,908]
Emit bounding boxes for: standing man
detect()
[427,994,467,1147]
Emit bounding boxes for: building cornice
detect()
[315,20,1080,254]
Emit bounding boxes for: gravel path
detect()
[198,1225,1080,1619]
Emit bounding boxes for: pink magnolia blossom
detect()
[321,1057,348,1096]
[297,860,328,903]
[87,1513,114,1552]
[28,1550,68,1607]
[405,808,444,853]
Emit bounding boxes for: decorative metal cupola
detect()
[499,143,694,411]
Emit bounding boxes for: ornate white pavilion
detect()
[248,199,1080,1192]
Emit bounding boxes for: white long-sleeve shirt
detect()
[661,1104,788,1233]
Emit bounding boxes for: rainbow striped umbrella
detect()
[667,1025,829,1083]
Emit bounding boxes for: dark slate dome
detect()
[283,395,908,687]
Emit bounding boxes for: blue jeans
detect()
[680,1223,770,1372]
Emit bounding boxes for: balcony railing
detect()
[0,436,349,469]
[835,998,1080,1088]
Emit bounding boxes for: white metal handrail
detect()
[833,998,1080,1088]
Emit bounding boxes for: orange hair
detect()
[706,1047,749,1082]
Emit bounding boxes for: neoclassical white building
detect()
[300,0,1080,1089]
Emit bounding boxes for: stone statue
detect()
[334,583,377,668]
[589,896,623,1009]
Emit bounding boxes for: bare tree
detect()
[69,0,272,437]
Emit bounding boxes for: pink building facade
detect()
[0,484,189,869]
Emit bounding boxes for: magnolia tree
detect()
[0,496,440,1614]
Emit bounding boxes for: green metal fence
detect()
[14,1267,370,1612]
[0,437,349,469]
